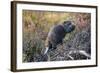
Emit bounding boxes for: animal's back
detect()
[46,25,66,48]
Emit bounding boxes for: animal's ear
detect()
[63,21,67,24]
[63,21,71,25]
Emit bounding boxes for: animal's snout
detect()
[71,24,75,31]
[70,21,75,29]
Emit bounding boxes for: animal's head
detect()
[63,21,75,33]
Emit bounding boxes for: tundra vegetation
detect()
[22,10,91,62]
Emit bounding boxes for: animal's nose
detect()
[72,25,75,30]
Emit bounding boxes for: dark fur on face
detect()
[63,21,75,33]
[44,21,75,54]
